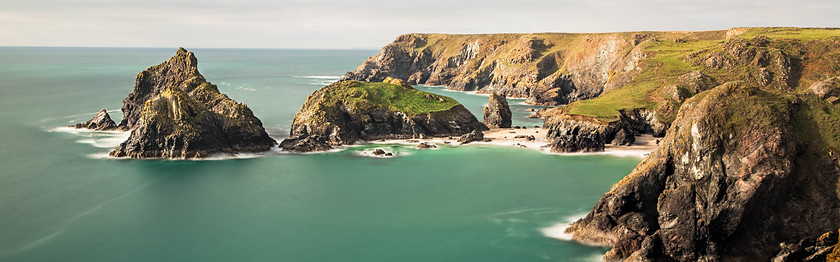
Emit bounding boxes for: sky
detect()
[1,0,838,49]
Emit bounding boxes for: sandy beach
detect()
[370,127,660,158]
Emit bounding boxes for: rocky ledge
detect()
[74,48,275,158]
[279,78,487,152]
[543,108,666,152]
[564,83,840,261]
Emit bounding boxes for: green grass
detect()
[738,27,840,40]
[322,81,461,115]
[564,39,720,120]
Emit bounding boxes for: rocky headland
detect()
[73,48,276,158]
[346,27,840,260]
[279,78,487,152]
[549,28,840,261]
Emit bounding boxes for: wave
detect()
[49,126,130,148]
[235,86,257,91]
[540,213,588,241]
[293,75,342,79]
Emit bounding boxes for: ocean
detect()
[0,47,640,261]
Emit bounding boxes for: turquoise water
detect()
[0,47,639,261]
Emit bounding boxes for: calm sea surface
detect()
[0,47,639,261]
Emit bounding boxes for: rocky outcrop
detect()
[70,109,121,131]
[279,80,487,152]
[544,114,611,152]
[811,77,840,101]
[483,93,512,128]
[458,130,484,144]
[543,108,665,152]
[108,48,275,158]
[773,228,840,261]
[564,83,840,261]
[342,33,663,105]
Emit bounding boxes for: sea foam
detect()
[540,213,588,241]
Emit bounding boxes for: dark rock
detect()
[372,148,386,155]
[610,128,634,146]
[109,48,275,158]
[70,109,120,131]
[544,114,609,152]
[416,142,437,149]
[458,130,484,144]
[482,93,512,128]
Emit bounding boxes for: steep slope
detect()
[554,27,840,260]
[543,27,840,152]
[279,78,487,152]
[108,48,276,158]
[343,31,726,106]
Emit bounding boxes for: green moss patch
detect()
[319,81,461,116]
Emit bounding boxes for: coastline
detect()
[369,127,658,158]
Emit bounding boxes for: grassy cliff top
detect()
[317,79,460,115]
[561,27,840,121]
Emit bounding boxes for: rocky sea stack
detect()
[279,78,487,152]
[70,109,121,131]
[483,93,511,128]
[90,48,275,158]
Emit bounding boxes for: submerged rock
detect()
[109,48,275,158]
[70,109,120,131]
[458,130,484,144]
[483,93,512,128]
[280,79,487,152]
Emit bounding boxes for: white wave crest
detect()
[540,213,588,241]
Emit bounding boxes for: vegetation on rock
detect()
[280,79,486,152]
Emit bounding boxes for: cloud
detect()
[1,0,838,48]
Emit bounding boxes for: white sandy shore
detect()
[370,127,658,158]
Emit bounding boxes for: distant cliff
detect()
[343,31,727,106]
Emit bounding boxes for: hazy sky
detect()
[1,0,838,49]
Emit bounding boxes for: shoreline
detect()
[370,127,657,158]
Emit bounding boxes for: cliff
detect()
[554,27,840,260]
[279,78,487,152]
[542,27,840,153]
[109,48,275,158]
[343,31,726,106]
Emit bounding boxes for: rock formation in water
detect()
[483,93,512,128]
[70,109,121,131]
[107,48,275,158]
[279,78,487,152]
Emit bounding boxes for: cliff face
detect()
[342,32,667,106]
[280,79,487,152]
[566,83,840,261]
[109,48,275,158]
